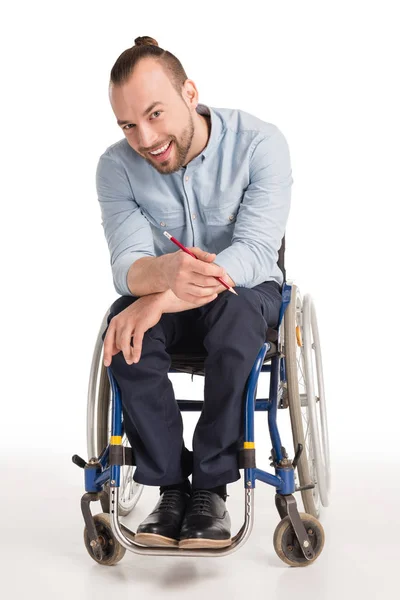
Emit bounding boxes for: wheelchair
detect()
[72,236,331,567]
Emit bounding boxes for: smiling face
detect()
[109,58,197,174]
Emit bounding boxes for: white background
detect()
[1,1,399,598]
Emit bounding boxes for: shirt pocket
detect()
[141,208,186,230]
[202,200,240,227]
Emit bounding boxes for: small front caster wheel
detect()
[83,513,126,566]
[273,512,325,567]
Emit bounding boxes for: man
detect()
[97,36,293,549]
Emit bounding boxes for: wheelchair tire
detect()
[87,310,144,516]
[83,513,126,566]
[283,284,331,518]
[301,292,331,506]
[273,512,325,567]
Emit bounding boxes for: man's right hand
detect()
[161,247,227,304]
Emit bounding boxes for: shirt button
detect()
[229,214,235,221]
[160,221,166,227]
[192,213,197,219]
[185,176,189,182]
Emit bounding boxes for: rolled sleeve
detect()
[214,128,293,288]
[96,154,156,296]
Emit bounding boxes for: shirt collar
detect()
[195,103,224,160]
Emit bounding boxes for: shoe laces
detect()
[158,489,185,511]
[190,490,214,515]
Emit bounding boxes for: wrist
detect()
[155,254,171,290]
[157,288,181,314]
[156,288,198,314]
[155,288,173,312]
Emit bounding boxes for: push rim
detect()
[295,288,321,513]
[284,284,319,518]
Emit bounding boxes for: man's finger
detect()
[117,326,135,365]
[191,273,223,288]
[193,260,226,278]
[186,248,216,262]
[184,291,218,305]
[189,283,220,297]
[103,323,116,366]
[131,330,144,364]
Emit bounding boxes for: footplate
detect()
[274,494,316,561]
[81,492,109,562]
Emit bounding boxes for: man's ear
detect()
[182,79,198,109]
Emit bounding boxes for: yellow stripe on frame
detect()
[110,436,122,445]
[244,442,255,449]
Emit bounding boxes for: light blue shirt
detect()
[96,103,293,296]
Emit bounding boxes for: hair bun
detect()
[134,36,159,47]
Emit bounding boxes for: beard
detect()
[141,108,195,175]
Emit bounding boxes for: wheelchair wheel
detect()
[283,284,331,518]
[87,310,144,516]
[273,512,325,567]
[83,513,126,566]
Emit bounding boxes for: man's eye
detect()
[123,112,161,131]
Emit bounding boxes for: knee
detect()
[202,288,267,342]
[224,287,280,328]
[217,287,263,317]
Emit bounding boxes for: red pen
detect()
[163,231,238,295]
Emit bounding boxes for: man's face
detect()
[110,58,195,175]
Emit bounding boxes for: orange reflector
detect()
[296,325,303,347]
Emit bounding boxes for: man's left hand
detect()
[103,295,163,366]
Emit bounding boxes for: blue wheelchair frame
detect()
[79,280,319,561]
[85,281,295,497]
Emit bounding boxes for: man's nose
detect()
[138,124,158,150]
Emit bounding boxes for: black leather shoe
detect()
[135,490,190,547]
[179,490,232,549]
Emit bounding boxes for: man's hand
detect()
[103,295,163,366]
[161,247,230,303]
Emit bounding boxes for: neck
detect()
[183,112,211,165]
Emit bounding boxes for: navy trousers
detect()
[102,281,282,489]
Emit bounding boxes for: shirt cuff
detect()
[213,244,257,288]
[112,252,155,296]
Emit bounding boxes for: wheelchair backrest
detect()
[277,235,286,282]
